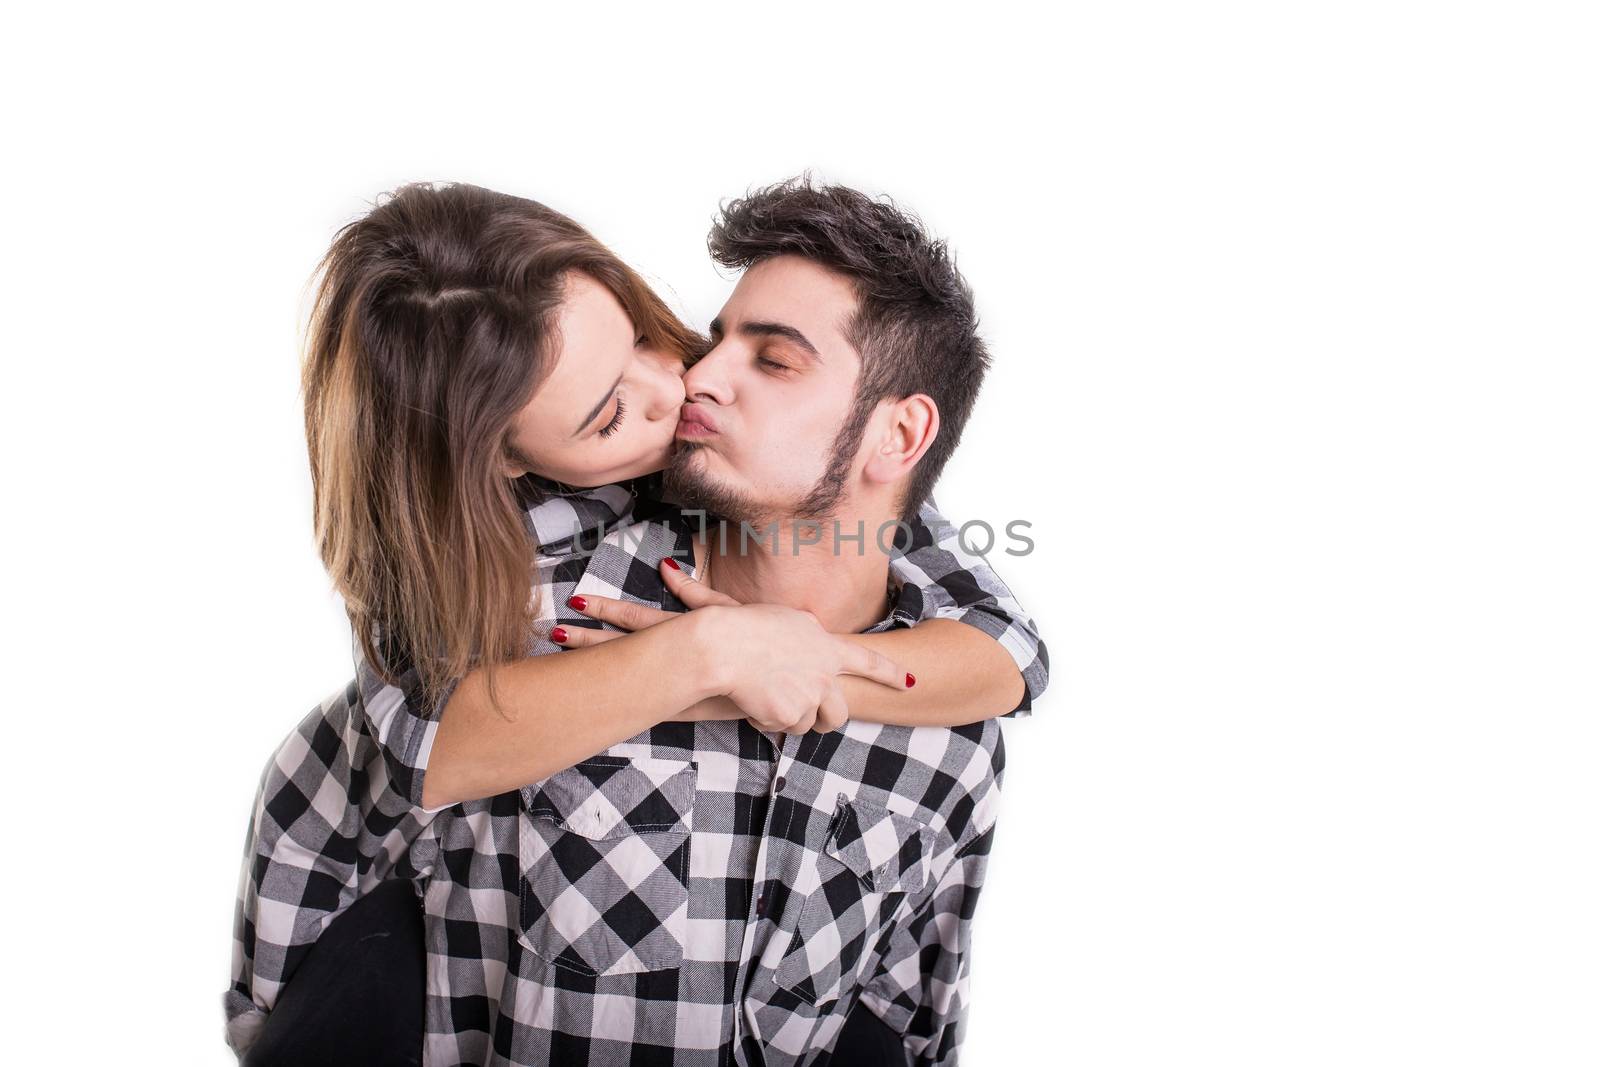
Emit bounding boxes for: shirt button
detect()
[755,893,768,918]
[775,775,787,793]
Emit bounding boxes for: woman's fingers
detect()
[566,594,675,633]
[815,682,849,733]
[660,558,742,608]
[835,640,914,691]
[783,703,820,735]
[548,624,622,649]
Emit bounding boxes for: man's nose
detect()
[682,342,735,406]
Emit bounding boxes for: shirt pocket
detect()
[517,753,696,977]
[773,793,933,1009]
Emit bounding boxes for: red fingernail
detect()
[567,595,586,611]
[906,673,916,688]
[663,556,680,570]
[551,627,567,644]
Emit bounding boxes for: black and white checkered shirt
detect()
[226,485,1047,1066]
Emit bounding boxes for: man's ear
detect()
[861,394,939,488]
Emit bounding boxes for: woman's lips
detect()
[675,404,719,438]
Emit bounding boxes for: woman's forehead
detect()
[541,274,634,401]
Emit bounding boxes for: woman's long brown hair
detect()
[302,182,701,716]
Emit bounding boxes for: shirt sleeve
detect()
[354,640,462,816]
[855,823,998,1067]
[222,678,442,1059]
[890,500,1050,715]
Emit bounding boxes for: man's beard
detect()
[663,400,875,529]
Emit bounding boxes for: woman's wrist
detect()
[670,694,746,722]
[679,605,737,698]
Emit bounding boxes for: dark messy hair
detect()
[707,175,989,521]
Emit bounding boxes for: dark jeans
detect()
[830,998,912,1066]
[242,877,908,1066]
[241,878,424,1067]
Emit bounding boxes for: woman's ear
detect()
[501,437,532,480]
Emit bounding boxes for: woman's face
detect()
[502,272,687,487]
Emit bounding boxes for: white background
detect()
[2,2,1596,1063]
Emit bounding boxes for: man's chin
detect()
[664,440,706,478]
[663,449,763,526]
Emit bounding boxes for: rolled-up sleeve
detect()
[355,648,462,816]
[223,675,441,1059]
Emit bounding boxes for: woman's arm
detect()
[647,500,1048,729]
[885,499,1051,715]
[663,624,1020,729]
[423,615,717,809]
[828,500,1050,726]
[429,496,1046,806]
[573,590,1024,731]
[835,619,1024,727]
[567,524,1046,734]
[424,604,907,809]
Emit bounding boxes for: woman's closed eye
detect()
[598,395,628,439]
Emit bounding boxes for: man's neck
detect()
[696,510,893,634]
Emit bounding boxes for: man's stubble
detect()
[662,396,876,530]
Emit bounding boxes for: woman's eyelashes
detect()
[595,337,652,439]
[598,395,627,439]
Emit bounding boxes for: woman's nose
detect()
[644,351,687,419]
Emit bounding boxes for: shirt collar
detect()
[518,475,644,557]
[873,573,924,632]
[591,507,925,633]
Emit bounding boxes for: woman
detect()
[226,182,1046,1064]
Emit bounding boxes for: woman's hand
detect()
[553,559,911,735]
[667,695,750,723]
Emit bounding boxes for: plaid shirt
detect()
[226,485,1047,1065]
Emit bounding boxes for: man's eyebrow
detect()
[709,317,820,358]
[573,371,624,437]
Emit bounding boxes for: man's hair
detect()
[707,176,990,521]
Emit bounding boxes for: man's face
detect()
[666,255,867,525]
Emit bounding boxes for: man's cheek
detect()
[753,440,812,488]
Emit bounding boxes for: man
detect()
[532,177,1028,1064]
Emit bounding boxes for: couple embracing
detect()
[225,176,1048,1066]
